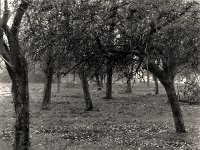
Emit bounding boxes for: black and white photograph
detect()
[0,0,200,149]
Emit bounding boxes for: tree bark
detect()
[105,60,113,99]
[148,63,186,133]
[79,67,93,111]
[73,71,76,87]
[153,75,159,95]
[126,77,132,93]
[147,70,150,88]
[12,63,29,150]
[5,56,29,150]
[100,75,104,88]
[0,1,30,149]
[95,73,102,91]
[42,56,54,109]
[163,79,186,133]
[56,72,61,93]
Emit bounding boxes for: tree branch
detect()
[149,2,196,36]
[11,0,30,37]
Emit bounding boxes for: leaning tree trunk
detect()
[79,67,93,111]
[153,75,159,95]
[42,57,54,109]
[105,60,113,99]
[126,77,132,94]
[163,79,186,133]
[148,64,186,133]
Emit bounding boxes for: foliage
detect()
[178,79,200,105]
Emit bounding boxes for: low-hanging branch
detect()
[61,51,102,76]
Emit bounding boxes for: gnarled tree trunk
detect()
[4,45,29,149]
[9,58,29,150]
[79,67,93,111]
[2,2,30,149]
[0,1,30,149]
[42,56,54,109]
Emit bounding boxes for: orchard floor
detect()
[0,82,200,150]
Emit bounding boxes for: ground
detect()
[0,82,200,150]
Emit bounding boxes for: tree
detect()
[119,0,200,133]
[92,0,200,133]
[42,54,55,109]
[79,65,93,111]
[0,0,31,149]
[24,0,71,109]
[105,58,113,99]
[153,75,159,95]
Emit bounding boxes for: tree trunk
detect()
[105,60,113,99]
[79,68,93,111]
[148,63,186,133]
[56,72,61,93]
[42,57,54,109]
[100,75,104,88]
[126,77,132,93]
[153,75,159,95]
[147,70,150,88]
[163,79,186,133]
[0,1,30,149]
[7,57,29,150]
[73,71,76,86]
[95,73,102,91]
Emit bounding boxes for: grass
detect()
[0,82,200,150]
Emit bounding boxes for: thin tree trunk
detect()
[95,73,102,91]
[42,57,54,109]
[153,75,159,95]
[105,60,113,99]
[73,71,76,86]
[100,75,105,87]
[79,68,93,111]
[147,70,150,88]
[163,79,186,133]
[56,72,61,93]
[126,77,132,93]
